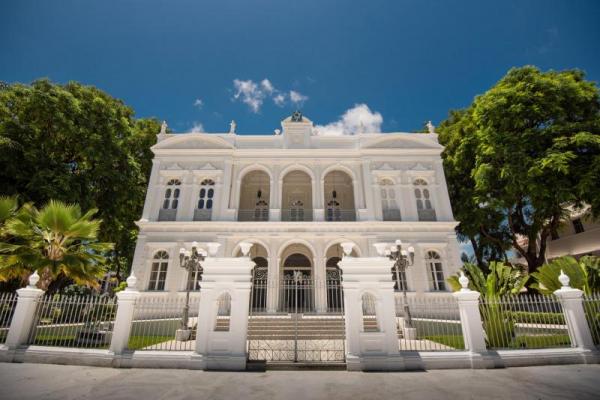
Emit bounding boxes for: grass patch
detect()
[510,334,571,349]
[422,335,465,349]
[128,335,173,350]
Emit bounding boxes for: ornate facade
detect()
[130,112,461,310]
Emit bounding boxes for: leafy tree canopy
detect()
[0,79,160,280]
[438,66,600,272]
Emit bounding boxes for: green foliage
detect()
[0,79,160,279]
[447,261,528,298]
[438,66,600,272]
[0,199,113,289]
[531,255,600,295]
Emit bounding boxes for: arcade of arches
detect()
[236,242,355,313]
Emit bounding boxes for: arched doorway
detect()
[325,243,356,313]
[279,244,314,312]
[281,170,313,221]
[236,242,269,312]
[238,170,271,221]
[323,170,356,221]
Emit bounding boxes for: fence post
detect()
[109,273,140,356]
[194,242,254,370]
[553,270,597,362]
[4,271,44,350]
[452,272,495,368]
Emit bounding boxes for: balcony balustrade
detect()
[382,209,402,221]
[281,209,313,221]
[193,209,212,221]
[418,209,437,221]
[325,209,356,222]
[238,209,270,222]
[158,208,177,221]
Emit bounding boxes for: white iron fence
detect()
[0,292,17,344]
[479,294,571,350]
[582,292,600,347]
[396,296,464,351]
[27,294,117,349]
[128,296,200,351]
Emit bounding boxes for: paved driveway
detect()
[0,363,599,400]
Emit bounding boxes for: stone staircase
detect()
[247,315,345,340]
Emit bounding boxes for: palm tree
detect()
[0,200,113,290]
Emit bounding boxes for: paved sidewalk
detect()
[1,363,599,400]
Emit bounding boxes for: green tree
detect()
[531,255,600,295]
[438,66,600,272]
[0,79,160,279]
[0,200,113,290]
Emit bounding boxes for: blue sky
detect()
[1,0,599,134]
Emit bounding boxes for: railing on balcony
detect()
[281,208,313,221]
[418,209,437,221]
[158,208,177,221]
[382,209,402,221]
[193,209,212,221]
[325,209,356,222]
[238,209,270,222]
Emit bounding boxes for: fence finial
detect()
[28,270,40,288]
[458,270,470,291]
[558,269,571,288]
[126,272,138,290]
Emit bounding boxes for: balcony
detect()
[193,209,212,221]
[382,209,402,221]
[238,209,270,222]
[158,208,177,221]
[325,209,356,222]
[418,209,437,221]
[281,209,313,221]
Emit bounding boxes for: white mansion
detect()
[130,112,461,311]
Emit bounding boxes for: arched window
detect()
[391,264,408,292]
[361,292,378,332]
[215,292,232,331]
[426,251,446,291]
[380,179,401,221]
[195,179,215,221]
[414,179,436,221]
[186,264,203,291]
[159,179,181,221]
[326,258,343,312]
[148,251,169,291]
[250,257,268,312]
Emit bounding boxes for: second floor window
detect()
[572,218,585,234]
[162,179,181,210]
[197,179,215,210]
[414,179,436,221]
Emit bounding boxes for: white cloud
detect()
[289,90,308,106]
[315,104,383,136]
[193,98,204,109]
[190,122,205,133]
[233,79,264,113]
[232,78,310,112]
[260,79,274,94]
[273,94,286,107]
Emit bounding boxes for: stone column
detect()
[554,271,596,359]
[194,243,254,370]
[266,253,280,313]
[314,257,327,313]
[110,274,141,355]
[4,272,44,350]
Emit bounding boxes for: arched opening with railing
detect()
[281,170,313,221]
[323,170,355,221]
[238,170,271,221]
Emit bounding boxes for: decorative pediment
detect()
[379,163,394,171]
[410,162,430,171]
[165,163,183,170]
[199,163,217,170]
[152,134,234,151]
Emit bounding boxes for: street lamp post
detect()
[385,240,415,328]
[178,241,206,340]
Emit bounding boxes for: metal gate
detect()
[247,272,345,364]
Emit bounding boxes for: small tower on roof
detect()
[281,110,313,148]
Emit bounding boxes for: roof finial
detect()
[229,120,236,134]
[160,120,168,135]
[426,121,435,134]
